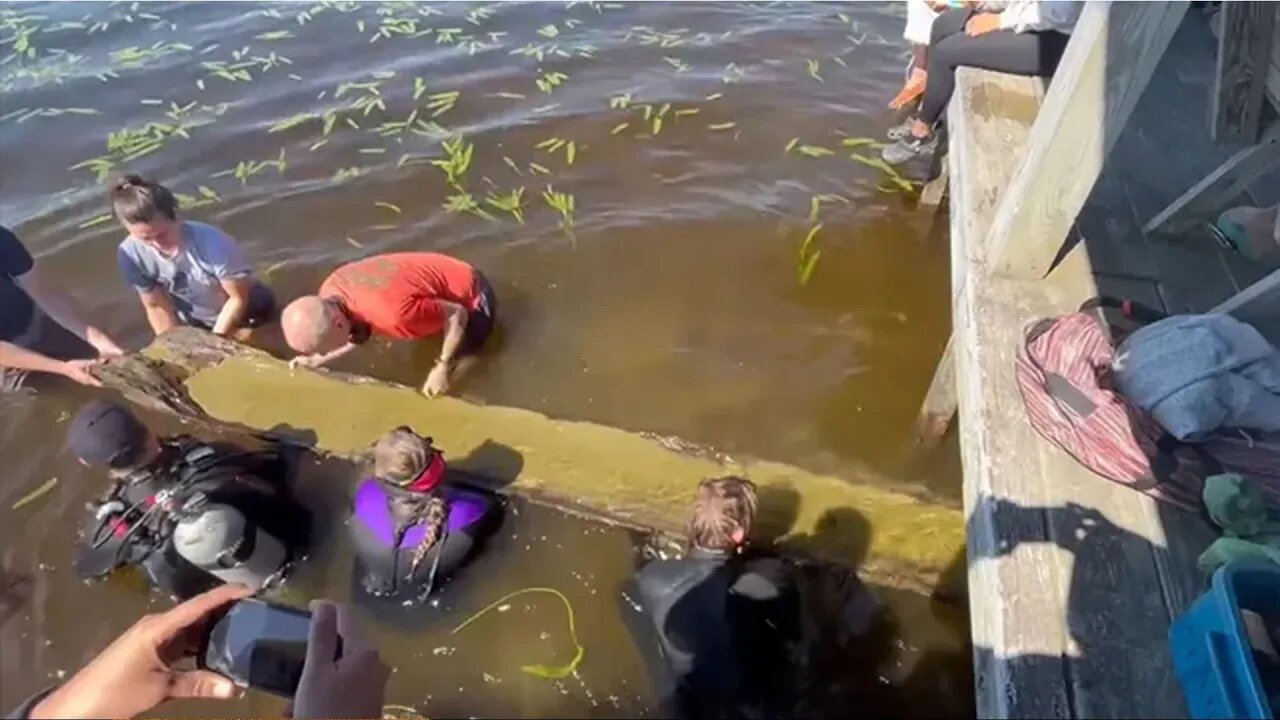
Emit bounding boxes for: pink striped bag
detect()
[1014,299,1243,512]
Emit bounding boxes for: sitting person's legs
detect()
[919,25,1068,127]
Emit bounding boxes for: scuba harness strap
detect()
[82,440,282,573]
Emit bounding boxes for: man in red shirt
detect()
[281,252,496,397]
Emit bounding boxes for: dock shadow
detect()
[966,494,1195,716]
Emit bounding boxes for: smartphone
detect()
[200,598,312,698]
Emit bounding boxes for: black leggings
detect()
[919,8,1071,125]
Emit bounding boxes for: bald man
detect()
[282,252,496,397]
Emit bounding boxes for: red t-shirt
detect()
[319,252,480,340]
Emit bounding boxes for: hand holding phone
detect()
[290,600,391,719]
[30,584,252,720]
[200,598,315,697]
[198,597,389,714]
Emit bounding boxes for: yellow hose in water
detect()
[450,586,585,680]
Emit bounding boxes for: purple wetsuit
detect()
[349,479,497,600]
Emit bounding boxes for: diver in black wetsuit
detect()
[623,476,802,720]
[66,400,310,600]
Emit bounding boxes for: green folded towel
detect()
[1199,473,1280,573]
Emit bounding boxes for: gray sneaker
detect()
[886,118,915,141]
[881,132,938,165]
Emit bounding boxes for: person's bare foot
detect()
[889,68,928,110]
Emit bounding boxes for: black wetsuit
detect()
[74,437,310,599]
[624,548,802,720]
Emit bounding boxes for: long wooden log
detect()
[95,328,964,595]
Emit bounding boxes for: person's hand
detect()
[965,12,1001,35]
[60,358,104,387]
[288,600,390,719]
[86,328,125,358]
[289,354,323,370]
[30,584,252,720]
[422,361,450,398]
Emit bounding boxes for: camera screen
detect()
[204,599,311,697]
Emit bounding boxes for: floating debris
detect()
[610,122,630,135]
[535,70,568,94]
[268,112,318,133]
[77,214,114,230]
[11,477,57,510]
[374,201,402,215]
[213,148,287,186]
[796,144,834,158]
[707,121,736,131]
[806,59,823,83]
[426,90,460,117]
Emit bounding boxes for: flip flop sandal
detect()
[1206,219,1262,260]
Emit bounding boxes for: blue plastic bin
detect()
[1169,562,1280,719]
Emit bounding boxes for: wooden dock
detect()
[920,3,1280,717]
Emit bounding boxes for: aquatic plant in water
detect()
[213,149,287,186]
[543,186,576,241]
[443,193,494,221]
[431,137,474,190]
[797,224,822,287]
[486,188,526,224]
[69,105,221,181]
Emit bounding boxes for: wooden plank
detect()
[915,334,956,446]
[1210,1,1276,143]
[920,159,949,208]
[989,1,1190,280]
[1143,121,1280,237]
[947,69,1074,718]
[952,67,1201,717]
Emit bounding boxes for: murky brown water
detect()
[0,1,969,717]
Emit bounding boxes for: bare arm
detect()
[421,301,468,396]
[15,267,123,356]
[211,277,252,337]
[0,341,101,386]
[434,301,469,367]
[289,341,359,370]
[138,287,180,337]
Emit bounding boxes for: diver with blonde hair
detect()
[348,426,500,605]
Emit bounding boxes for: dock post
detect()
[1209,0,1276,144]
[916,333,956,446]
[987,1,1189,280]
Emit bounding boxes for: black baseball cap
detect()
[66,401,151,469]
